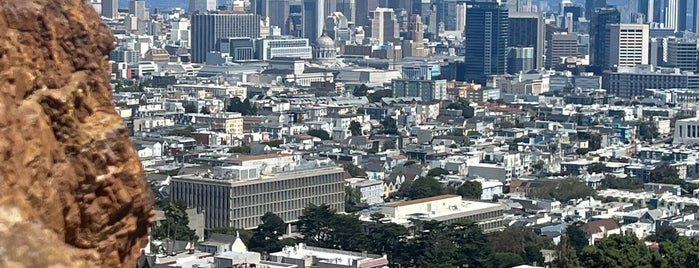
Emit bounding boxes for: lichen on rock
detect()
[0,0,153,267]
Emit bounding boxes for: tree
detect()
[184,103,198,113]
[638,121,659,141]
[307,129,331,140]
[553,235,582,268]
[200,106,211,114]
[404,176,444,200]
[349,121,362,136]
[457,181,483,200]
[660,237,699,268]
[368,222,409,262]
[566,222,589,255]
[427,168,449,177]
[492,253,526,268]
[383,140,396,150]
[261,139,284,148]
[249,212,286,253]
[447,99,475,118]
[167,126,196,137]
[575,148,590,155]
[647,225,679,243]
[650,164,679,184]
[345,186,367,213]
[228,97,256,115]
[207,227,253,245]
[343,163,366,177]
[531,178,596,201]
[580,234,664,268]
[152,200,198,242]
[353,84,369,97]
[602,175,643,190]
[229,146,251,154]
[298,204,336,247]
[381,117,399,135]
[449,221,494,267]
[523,245,545,266]
[367,89,392,102]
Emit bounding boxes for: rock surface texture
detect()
[0,0,153,267]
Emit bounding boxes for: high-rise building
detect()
[546,32,578,69]
[129,1,149,20]
[191,13,261,63]
[101,0,118,18]
[303,0,325,43]
[666,0,688,32]
[337,0,356,22]
[507,47,535,74]
[257,35,313,60]
[250,0,270,19]
[369,7,399,45]
[356,0,380,27]
[590,7,620,71]
[463,2,508,84]
[269,0,291,28]
[509,12,544,70]
[608,24,649,68]
[665,38,699,72]
[189,0,217,14]
[584,0,605,20]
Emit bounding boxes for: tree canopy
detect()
[249,212,287,253]
[343,163,366,177]
[152,200,198,242]
[307,129,331,140]
[403,176,444,200]
[227,97,257,115]
[349,121,362,136]
[580,234,666,268]
[353,84,369,97]
[457,181,483,200]
[531,178,596,201]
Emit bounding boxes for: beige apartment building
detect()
[193,112,244,135]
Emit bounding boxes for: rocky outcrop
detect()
[0,0,153,267]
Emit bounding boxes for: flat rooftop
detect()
[385,194,459,208]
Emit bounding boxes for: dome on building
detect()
[316,34,335,48]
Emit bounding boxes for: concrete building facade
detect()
[608,24,649,68]
[171,165,346,229]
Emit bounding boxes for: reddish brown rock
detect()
[0,0,153,267]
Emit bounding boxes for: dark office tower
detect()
[191,13,261,63]
[509,12,544,70]
[101,0,118,18]
[251,0,270,18]
[666,0,688,32]
[463,2,508,84]
[269,0,291,27]
[638,0,649,21]
[584,0,606,20]
[380,0,412,9]
[356,0,380,27]
[303,0,325,43]
[286,4,304,37]
[337,0,356,22]
[563,6,582,22]
[438,0,459,31]
[589,7,620,71]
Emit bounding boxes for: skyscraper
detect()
[129,1,148,20]
[191,13,261,63]
[546,32,578,69]
[463,2,508,84]
[269,0,291,28]
[369,7,399,45]
[337,0,356,22]
[590,7,620,71]
[608,24,649,67]
[666,0,688,32]
[101,0,118,18]
[356,0,380,27]
[189,0,217,14]
[303,0,325,43]
[509,12,544,70]
[250,0,270,19]
[584,0,606,20]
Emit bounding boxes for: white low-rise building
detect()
[362,194,505,232]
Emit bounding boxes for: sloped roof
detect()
[581,219,620,235]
